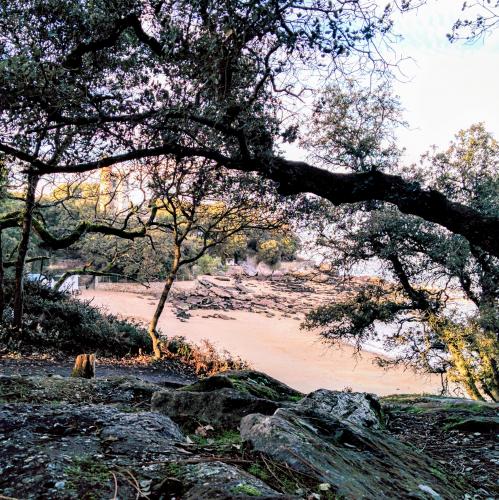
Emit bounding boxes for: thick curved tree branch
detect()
[31,219,147,250]
[6,141,495,257]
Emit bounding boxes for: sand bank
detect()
[80,288,443,395]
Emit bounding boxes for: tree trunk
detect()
[71,353,96,378]
[0,230,4,319]
[148,247,181,359]
[448,344,485,401]
[13,172,39,330]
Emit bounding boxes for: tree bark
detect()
[13,172,39,330]
[448,344,485,401]
[148,246,181,359]
[17,140,498,258]
[0,230,4,319]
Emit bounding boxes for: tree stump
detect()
[71,354,96,378]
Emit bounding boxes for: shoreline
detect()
[80,287,444,395]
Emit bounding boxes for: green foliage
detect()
[305,80,405,172]
[304,119,499,401]
[192,254,226,276]
[1,279,151,356]
[257,239,281,268]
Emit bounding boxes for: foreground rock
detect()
[299,388,384,429]
[240,389,468,499]
[152,370,303,429]
[181,462,285,499]
[0,402,185,499]
[1,370,495,499]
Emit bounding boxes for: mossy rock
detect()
[443,415,499,432]
[181,370,303,402]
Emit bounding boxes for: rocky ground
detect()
[164,274,371,322]
[1,368,497,499]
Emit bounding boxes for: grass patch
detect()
[189,430,242,449]
[442,402,493,414]
[64,456,112,499]
[231,483,262,496]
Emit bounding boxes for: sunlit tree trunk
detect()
[478,352,499,402]
[448,344,485,401]
[13,172,39,330]
[148,244,181,359]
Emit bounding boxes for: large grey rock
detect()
[152,370,303,429]
[0,402,185,498]
[240,405,467,499]
[181,461,285,499]
[152,387,279,428]
[298,389,383,428]
[182,370,303,402]
[99,411,184,455]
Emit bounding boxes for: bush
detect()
[162,337,250,376]
[1,280,151,356]
[192,254,226,276]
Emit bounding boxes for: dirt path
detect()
[0,356,196,387]
[80,288,443,395]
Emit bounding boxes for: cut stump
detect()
[71,353,96,378]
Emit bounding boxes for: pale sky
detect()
[392,0,499,163]
[284,1,499,165]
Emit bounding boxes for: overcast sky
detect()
[392,0,499,163]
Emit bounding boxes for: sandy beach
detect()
[80,282,444,396]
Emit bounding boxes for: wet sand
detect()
[80,288,442,395]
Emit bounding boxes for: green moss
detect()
[180,371,303,402]
[407,406,426,414]
[442,402,492,414]
[443,416,499,432]
[248,464,270,482]
[227,374,303,402]
[215,430,241,446]
[188,429,242,449]
[231,483,262,496]
[165,462,184,477]
[64,455,111,498]
[380,394,435,404]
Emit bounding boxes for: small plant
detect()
[248,464,270,482]
[64,456,112,498]
[164,462,184,477]
[162,336,250,376]
[231,483,262,496]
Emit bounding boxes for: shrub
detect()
[192,254,226,276]
[1,280,151,356]
[162,337,250,376]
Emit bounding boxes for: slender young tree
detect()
[146,158,285,358]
